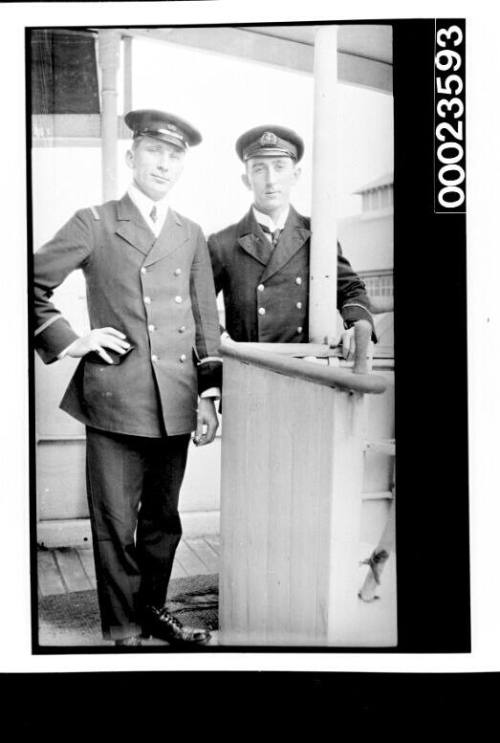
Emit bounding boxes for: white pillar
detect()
[98,30,120,202]
[123,35,133,113]
[309,26,339,344]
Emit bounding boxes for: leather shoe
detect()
[114,636,142,647]
[141,606,211,646]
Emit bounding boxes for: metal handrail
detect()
[221,342,387,395]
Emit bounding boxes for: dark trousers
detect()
[85,426,190,641]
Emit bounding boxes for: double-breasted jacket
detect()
[207,206,374,343]
[34,194,221,437]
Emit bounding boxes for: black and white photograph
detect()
[3,0,497,676]
[29,21,397,651]
[28,15,470,654]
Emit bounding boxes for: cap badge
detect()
[157,126,185,142]
[260,131,278,146]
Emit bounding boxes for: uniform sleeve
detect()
[34,209,94,364]
[206,233,229,337]
[207,233,226,296]
[190,228,223,393]
[336,242,377,342]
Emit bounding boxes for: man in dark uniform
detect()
[34,109,222,647]
[207,125,376,367]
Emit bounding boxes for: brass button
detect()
[295,277,302,285]
[175,296,182,303]
[257,284,265,292]
[141,267,147,275]
[148,324,156,332]
[179,354,187,362]
[297,326,303,333]
[144,296,151,304]
[178,326,186,333]
[258,307,266,316]
[296,301,302,309]
[174,268,182,276]
[151,354,158,363]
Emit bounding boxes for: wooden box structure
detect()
[219,344,393,647]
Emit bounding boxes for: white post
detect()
[123,35,133,113]
[309,26,339,345]
[310,27,372,644]
[98,30,120,202]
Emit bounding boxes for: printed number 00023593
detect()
[434,24,465,210]
[435,23,465,211]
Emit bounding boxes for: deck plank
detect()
[187,537,220,574]
[38,536,221,595]
[170,557,188,579]
[76,547,97,588]
[54,548,93,592]
[204,535,220,555]
[38,550,66,596]
[176,540,209,576]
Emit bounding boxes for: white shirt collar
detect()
[252,205,290,232]
[127,183,169,235]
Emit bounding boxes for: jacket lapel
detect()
[143,208,187,267]
[237,209,273,266]
[115,194,156,257]
[260,206,310,282]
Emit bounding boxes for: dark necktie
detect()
[150,205,158,224]
[260,224,281,248]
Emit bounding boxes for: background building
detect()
[339,172,394,348]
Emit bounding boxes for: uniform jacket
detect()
[207,206,375,343]
[34,194,221,437]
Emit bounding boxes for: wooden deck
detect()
[37,535,220,597]
[38,535,396,647]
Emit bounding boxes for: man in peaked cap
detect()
[207,125,377,367]
[34,109,222,647]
